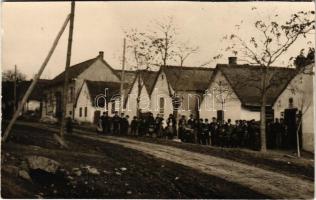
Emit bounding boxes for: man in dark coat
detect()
[197,118,204,144]
[112,111,121,135]
[148,113,155,137]
[202,119,210,145]
[209,117,218,146]
[154,114,163,138]
[224,119,234,147]
[187,114,194,129]
[120,115,129,135]
[66,117,73,134]
[100,112,110,134]
[131,116,138,136]
[138,117,147,137]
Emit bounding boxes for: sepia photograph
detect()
[1,1,315,199]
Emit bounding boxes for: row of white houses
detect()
[41,51,314,152]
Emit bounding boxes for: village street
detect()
[1,121,314,198]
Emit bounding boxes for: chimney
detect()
[228,57,237,65]
[98,51,104,59]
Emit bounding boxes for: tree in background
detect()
[293,47,315,70]
[124,17,201,119]
[125,28,156,117]
[217,9,315,152]
[2,69,26,82]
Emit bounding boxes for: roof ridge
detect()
[85,80,122,84]
[217,63,296,70]
[72,57,96,66]
[163,65,215,70]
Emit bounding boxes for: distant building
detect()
[273,63,314,152]
[2,79,50,119]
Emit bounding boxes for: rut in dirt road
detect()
[73,133,313,199]
[12,121,314,199]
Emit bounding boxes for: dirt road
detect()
[2,122,267,198]
[10,121,315,198]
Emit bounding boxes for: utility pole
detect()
[59,1,75,137]
[2,14,71,142]
[13,65,17,113]
[119,38,126,114]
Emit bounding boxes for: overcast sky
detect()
[2,1,315,79]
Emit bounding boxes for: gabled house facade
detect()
[75,80,128,124]
[124,70,158,119]
[150,66,214,119]
[41,51,121,121]
[273,63,314,152]
[199,63,297,122]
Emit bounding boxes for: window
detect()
[69,111,72,115]
[84,107,88,117]
[161,74,164,80]
[79,107,82,117]
[159,97,164,114]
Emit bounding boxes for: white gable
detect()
[75,58,120,97]
[125,75,151,119]
[150,71,173,118]
[199,70,250,121]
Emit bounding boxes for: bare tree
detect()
[2,69,26,81]
[212,80,238,113]
[125,29,155,117]
[218,10,315,152]
[148,16,178,67]
[175,41,199,67]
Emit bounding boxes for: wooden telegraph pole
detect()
[119,38,126,114]
[2,14,71,142]
[59,1,75,137]
[13,65,17,113]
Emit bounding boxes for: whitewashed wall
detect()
[273,71,314,152]
[150,71,174,119]
[199,70,256,122]
[76,58,120,96]
[125,77,151,121]
[75,82,95,123]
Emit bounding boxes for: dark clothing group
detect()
[99,114,129,135]
[267,119,290,149]
[178,118,261,150]
[98,113,291,151]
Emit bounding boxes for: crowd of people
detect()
[97,111,290,151]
